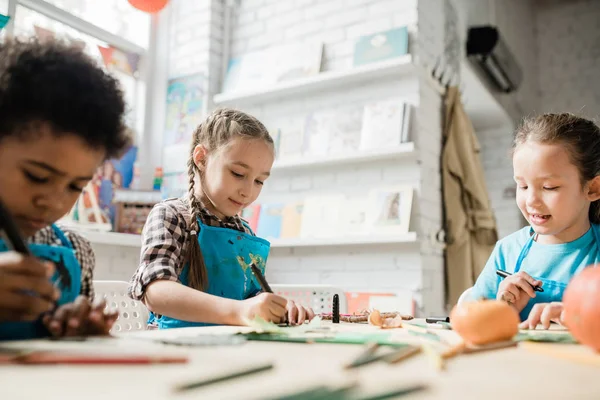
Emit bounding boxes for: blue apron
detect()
[512,224,600,320]
[150,219,270,329]
[0,225,81,340]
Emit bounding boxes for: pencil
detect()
[496,269,544,292]
[173,363,274,392]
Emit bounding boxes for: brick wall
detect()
[536,0,600,117]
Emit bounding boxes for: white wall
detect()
[536,0,600,117]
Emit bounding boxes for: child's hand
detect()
[0,252,59,322]
[519,302,564,330]
[497,271,541,312]
[240,292,287,323]
[42,295,118,337]
[285,300,315,325]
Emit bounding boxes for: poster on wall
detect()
[86,145,138,226]
[164,73,206,147]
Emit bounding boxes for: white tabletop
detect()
[1,320,599,400]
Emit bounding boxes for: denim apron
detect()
[150,219,270,329]
[511,224,600,320]
[0,224,81,340]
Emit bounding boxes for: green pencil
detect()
[173,362,274,392]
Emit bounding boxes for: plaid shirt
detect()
[128,197,252,301]
[28,224,95,299]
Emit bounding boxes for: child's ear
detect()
[192,145,208,170]
[586,176,600,202]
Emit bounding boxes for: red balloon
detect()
[128,0,169,13]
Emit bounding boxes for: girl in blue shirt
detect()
[470,113,600,326]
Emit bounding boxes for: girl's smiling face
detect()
[194,136,274,219]
[0,123,106,237]
[513,141,600,244]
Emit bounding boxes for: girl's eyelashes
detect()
[69,184,85,192]
[231,170,265,185]
[544,186,559,191]
[24,169,86,192]
[23,170,49,184]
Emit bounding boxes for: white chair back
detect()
[94,280,149,333]
[271,284,347,314]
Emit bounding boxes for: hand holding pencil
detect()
[496,270,543,312]
[248,263,315,325]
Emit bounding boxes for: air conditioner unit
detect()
[466,26,523,93]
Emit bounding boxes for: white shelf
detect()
[80,231,142,247]
[270,232,418,248]
[272,143,415,172]
[213,55,415,106]
[79,231,417,248]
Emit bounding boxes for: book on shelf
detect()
[280,201,304,238]
[352,26,409,67]
[222,42,323,94]
[325,105,363,155]
[365,185,413,235]
[300,195,344,239]
[337,196,369,236]
[302,110,334,157]
[359,98,406,151]
[270,115,306,161]
[256,203,284,240]
[241,204,261,233]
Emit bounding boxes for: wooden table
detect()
[1,320,599,399]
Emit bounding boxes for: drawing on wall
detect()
[164,73,205,147]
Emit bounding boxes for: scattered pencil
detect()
[173,363,274,392]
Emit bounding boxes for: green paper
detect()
[243,332,409,347]
[514,331,578,344]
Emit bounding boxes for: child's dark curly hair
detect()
[0,37,130,159]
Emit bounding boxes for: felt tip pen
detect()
[496,269,544,292]
[250,263,273,293]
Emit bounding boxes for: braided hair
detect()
[186,108,273,291]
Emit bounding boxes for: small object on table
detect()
[426,316,450,324]
[344,342,380,369]
[332,294,340,324]
[173,362,274,392]
[0,351,188,365]
[321,311,413,323]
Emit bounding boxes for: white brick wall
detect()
[536,0,600,118]
[230,0,418,73]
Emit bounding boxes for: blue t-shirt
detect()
[470,224,600,320]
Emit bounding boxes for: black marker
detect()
[0,198,66,300]
[250,263,272,293]
[0,198,31,255]
[496,269,544,292]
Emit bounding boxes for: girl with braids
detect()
[469,113,600,328]
[129,108,314,328]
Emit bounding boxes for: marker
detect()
[0,198,32,256]
[250,263,272,293]
[496,269,544,292]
